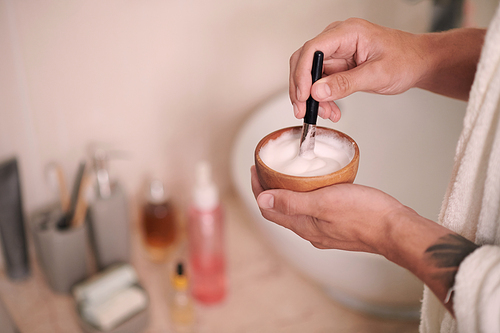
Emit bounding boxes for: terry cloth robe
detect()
[420,4,500,333]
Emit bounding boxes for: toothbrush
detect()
[299,50,324,157]
[57,160,87,230]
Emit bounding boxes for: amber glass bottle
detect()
[142,179,177,262]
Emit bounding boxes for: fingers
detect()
[253,187,356,251]
[312,66,366,101]
[251,165,321,219]
[251,166,322,236]
[289,48,306,119]
[250,166,264,199]
[289,30,354,120]
[252,166,326,219]
[318,100,341,122]
[289,18,385,121]
[256,188,322,218]
[292,99,341,122]
[289,58,342,122]
[290,22,358,101]
[291,58,385,120]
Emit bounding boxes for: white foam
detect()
[259,130,353,177]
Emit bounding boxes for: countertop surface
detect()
[0,192,420,333]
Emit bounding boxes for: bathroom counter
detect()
[0,191,419,333]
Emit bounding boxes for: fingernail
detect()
[315,83,331,100]
[293,103,299,118]
[296,86,301,101]
[258,193,274,209]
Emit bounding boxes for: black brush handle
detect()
[304,51,324,125]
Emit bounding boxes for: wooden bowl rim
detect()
[255,126,359,181]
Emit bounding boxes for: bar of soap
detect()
[82,286,147,331]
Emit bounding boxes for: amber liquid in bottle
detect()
[142,180,177,262]
[169,262,195,333]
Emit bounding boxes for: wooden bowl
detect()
[254,126,359,192]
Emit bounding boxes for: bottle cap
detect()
[147,179,167,204]
[172,262,188,291]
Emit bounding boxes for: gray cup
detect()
[31,208,90,293]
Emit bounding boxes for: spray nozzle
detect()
[193,161,219,211]
[196,161,213,187]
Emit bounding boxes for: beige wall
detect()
[0,0,442,212]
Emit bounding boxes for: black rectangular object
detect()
[0,158,30,280]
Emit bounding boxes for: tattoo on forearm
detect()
[424,234,479,297]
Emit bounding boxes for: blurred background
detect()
[0,0,473,211]
[1,0,499,332]
[1,0,498,210]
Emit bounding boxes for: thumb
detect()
[312,64,375,101]
[257,190,318,217]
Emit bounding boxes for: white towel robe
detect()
[420,4,500,333]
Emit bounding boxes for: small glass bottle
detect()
[169,262,195,333]
[142,179,177,262]
[187,161,226,304]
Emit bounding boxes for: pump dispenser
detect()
[87,149,130,270]
[187,161,226,304]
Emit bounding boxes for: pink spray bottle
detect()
[187,161,226,304]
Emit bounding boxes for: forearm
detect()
[415,28,486,101]
[379,207,479,315]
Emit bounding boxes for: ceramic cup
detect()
[254,126,359,192]
[31,207,90,293]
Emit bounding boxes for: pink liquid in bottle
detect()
[188,162,226,304]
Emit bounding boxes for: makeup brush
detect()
[298,50,324,157]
